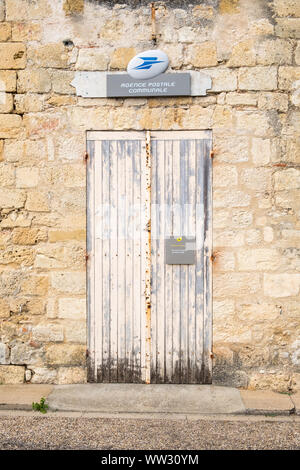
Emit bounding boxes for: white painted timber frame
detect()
[86,130,213,384]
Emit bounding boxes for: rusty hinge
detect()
[85,252,89,262]
[210,150,215,159]
[86,349,89,358]
[210,352,214,359]
[84,151,89,163]
[210,252,216,262]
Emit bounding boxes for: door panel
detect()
[87,131,212,383]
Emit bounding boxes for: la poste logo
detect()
[127,50,169,79]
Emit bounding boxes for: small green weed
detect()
[32,397,49,414]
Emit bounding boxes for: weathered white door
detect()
[87,131,212,384]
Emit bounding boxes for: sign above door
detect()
[71,48,212,98]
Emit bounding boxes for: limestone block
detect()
[48,228,85,243]
[12,227,47,245]
[3,140,24,162]
[227,40,256,67]
[14,93,45,113]
[258,92,289,112]
[186,42,217,67]
[193,5,214,18]
[235,111,271,136]
[181,106,213,129]
[0,298,10,318]
[64,322,86,343]
[0,342,9,364]
[32,325,64,343]
[17,69,51,93]
[6,0,52,20]
[0,163,15,186]
[238,249,281,271]
[0,114,22,129]
[203,68,237,92]
[51,272,86,294]
[256,39,293,66]
[57,367,87,384]
[0,71,17,92]
[25,191,50,212]
[226,92,257,106]
[238,66,277,91]
[63,0,84,15]
[275,19,300,38]
[214,273,261,297]
[213,165,238,187]
[213,300,235,319]
[10,342,42,365]
[30,367,57,384]
[0,43,26,69]
[16,167,39,188]
[278,67,300,90]
[240,167,272,190]
[0,365,24,384]
[214,135,249,163]
[0,188,25,208]
[0,245,34,267]
[58,298,86,321]
[0,23,12,41]
[26,298,46,316]
[110,48,136,70]
[213,106,233,128]
[273,0,300,17]
[21,275,49,296]
[274,168,300,190]
[213,189,251,208]
[264,274,300,297]
[251,138,271,165]
[35,244,85,270]
[248,371,293,393]
[69,107,109,130]
[12,22,42,41]
[76,48,109,71]
[213,230,244,247]
[45,344,86,366]
[28,43,72,69]
[296,43,300,65]
[0,93,13,113]
[51,70,75,95]
[99,19,125,40]
[263,227,274,243]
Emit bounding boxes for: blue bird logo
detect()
[133,56,164,70]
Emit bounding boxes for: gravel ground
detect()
[0,416,299,450]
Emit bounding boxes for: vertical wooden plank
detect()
[187,139,197,383]
[86,139,96,382]
[132,139,142,382]
[109,140,119,382]
[164,139,173,383]
[150,138,157,383]
[180,139,189,384]
[125,140,134,382]
[140,134,151,383]
[101,140,111,382]
[203,138,213,383]
[172,139,181,383]
[117,139,126,382]
[195,139,205,382]
[94,141,103,382]
[153,138,166,383]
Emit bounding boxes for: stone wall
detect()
[0,0,299,391]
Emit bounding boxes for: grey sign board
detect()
[165,237,196,265]
[107,73,191,97]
